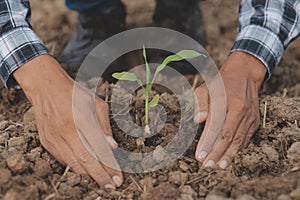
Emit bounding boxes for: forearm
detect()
[231,0,300,79]
[0,0,49,88]
[13,55,73,103]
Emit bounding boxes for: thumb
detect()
[95,98,118,149]
[194,84,209,123]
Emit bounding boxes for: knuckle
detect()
[226,146,240,158]
[221,130,234,143]
[67,158,85,174]
[68,157,79,168]
[78,150,93,163]
[233,135,243,145]
[242,135,253,148]
[245,133,254,143]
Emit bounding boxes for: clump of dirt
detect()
[1,82,300,199]
[109,86,181,151]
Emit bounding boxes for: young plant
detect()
[112,46,206,133]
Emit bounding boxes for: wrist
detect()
[221,51,267,88]
[13,55,74,102]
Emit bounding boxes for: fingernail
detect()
[194,112,207,122]
[204,160,215,167]
[104,184,115,190]
[198,151,207,160]
[113,176,123,187]
[106,136,118,147]
[219,160,228,169]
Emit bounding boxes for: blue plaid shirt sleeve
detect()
[0,0,49,88]
[231,0,300,79]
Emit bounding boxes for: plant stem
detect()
[145,90,149,126]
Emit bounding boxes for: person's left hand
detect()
[194,51,267,168]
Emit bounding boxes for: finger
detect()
[73,145,117,190]
[39,132,64,163]
[217,119,256,169]
[59,143,86,174]
[41,131,87,174]
[201,107,247,167]
[95,98,118,149]
[74,83,117,149]
[195,96,226,162]
[67,124,118,189]
[72,85,123,187]
[66,157,86,174]
[44,132,87,174]
[95,98,112,136]
[77,127,123,187]
[194,84,209,123]
[72,116,123,187]
[240,118,260,149]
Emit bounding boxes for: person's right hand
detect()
[13,55,123,190]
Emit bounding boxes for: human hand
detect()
[194,51,267,168]
[13,55,123,190]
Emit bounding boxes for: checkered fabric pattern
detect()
[0,0,49,87]
[232,0,300,79]
[0,0,299,87]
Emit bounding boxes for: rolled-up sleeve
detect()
[231,0,300,79]
[0,0,49,88]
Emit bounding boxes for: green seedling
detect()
[113,46,206,133]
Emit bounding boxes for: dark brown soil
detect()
[0,0,300,200]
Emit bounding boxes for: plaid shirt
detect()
[0,0,49,87]
[231,0,300,79]
[0,0,300,87]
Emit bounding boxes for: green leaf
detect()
[112,72,138,81]
[177,50,207,60]
[143,45,151,84]
[149,94,160,108]
[112,72,143,87]
[152,50,206,83]
[157,50,206,74]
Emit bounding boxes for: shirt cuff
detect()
[231,25,285,79]
[0,27,49,88]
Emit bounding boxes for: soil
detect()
[0,0,300,200]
